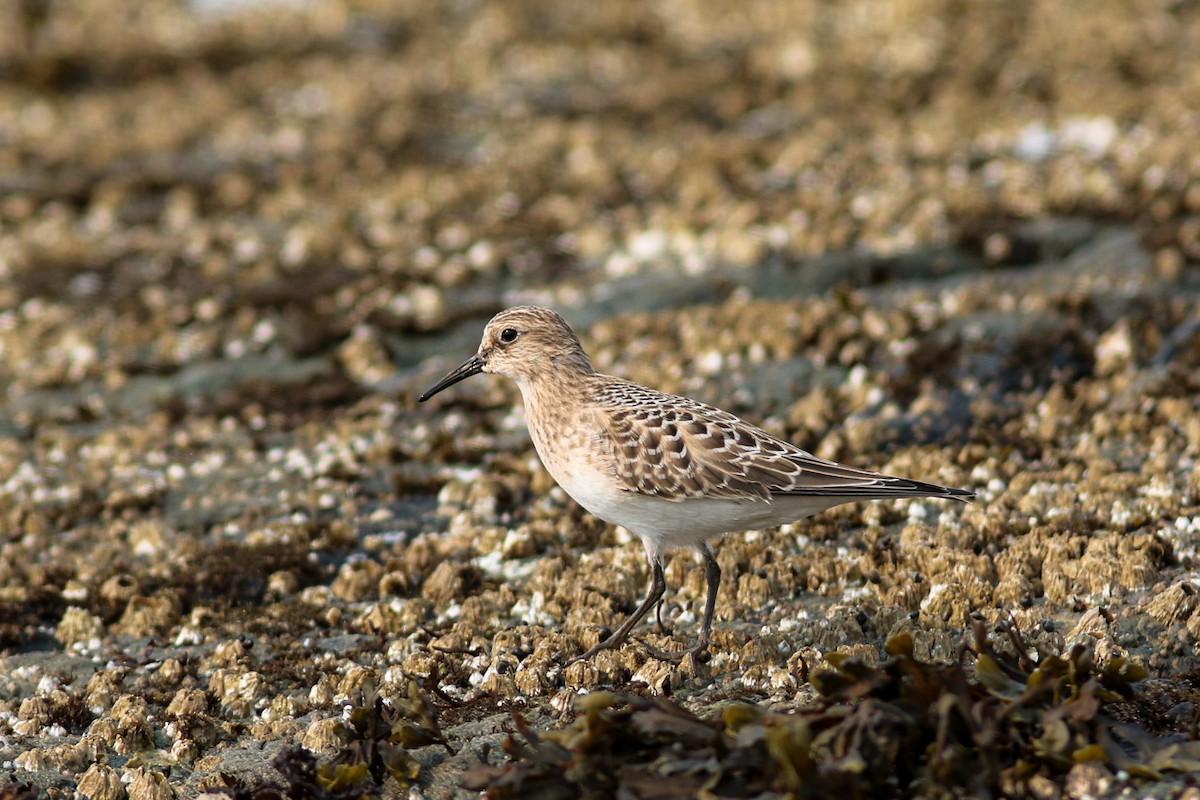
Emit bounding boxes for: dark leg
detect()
[655,597,670,634]
[697,544,721,648]
[640,544,721,663]
[569,559,666,664]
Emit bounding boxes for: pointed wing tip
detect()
[908,480,976,503]
[770,476,977,502]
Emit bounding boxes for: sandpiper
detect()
[420,306,974,663]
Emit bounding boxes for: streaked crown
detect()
[478,306,593,382]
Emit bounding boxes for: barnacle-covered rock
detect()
[114,592,182,638]
[152,658,187,691]
[420,561,483,606]
[210,638,248,668]
[56,606,105,649]
[477,654,520,697]
[125,767,175,800]
[302,717,346,756]
[357,597,432,636]
[14,696,50,736]
[13,748,51,771]
[208,669,269,718]
[1144,581,1198,627]
[111,694,154,755]
[336,665,379,703]
[77,763,126,800]
[331,558,384,603]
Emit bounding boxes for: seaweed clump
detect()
[465,623,1200,798]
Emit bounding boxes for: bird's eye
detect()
[499,327,519,344]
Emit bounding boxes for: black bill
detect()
[418,354,485,402]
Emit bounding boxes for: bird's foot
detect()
[565,632,631,667]
[635,637,711,664]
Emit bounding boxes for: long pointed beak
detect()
[418,354,485,402]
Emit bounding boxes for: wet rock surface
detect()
[2,0,1200,798]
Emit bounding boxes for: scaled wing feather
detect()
[592,380,962,502]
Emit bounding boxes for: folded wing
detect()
[594,384,971,504]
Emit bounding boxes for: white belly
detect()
[548,454,841,557]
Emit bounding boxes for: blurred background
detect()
[1,0,1197,379]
